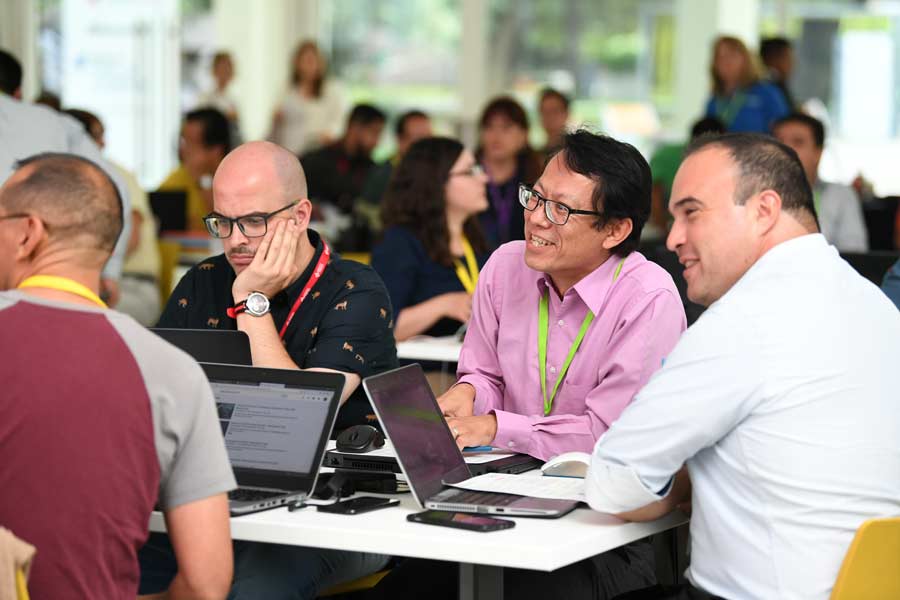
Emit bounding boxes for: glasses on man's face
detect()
[449,164,485,178]
[0,213,30,222]
[203,201,297,239]
[518,184,603,226]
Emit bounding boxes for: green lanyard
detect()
[538,258,625,416]
[813,189,821,216]
[714,90,747,128]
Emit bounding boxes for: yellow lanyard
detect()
[453,237,480,294]
[18,275,107,308]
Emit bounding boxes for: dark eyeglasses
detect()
[0,213,30,222]
[518,185,603,226]
[203,201,297,239]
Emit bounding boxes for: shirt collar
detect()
[535,253,630,315]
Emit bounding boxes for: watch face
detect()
[246,292,270,316]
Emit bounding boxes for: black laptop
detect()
[201,363,344,515]
[152,328,252,365]
[149,190,188,233]
[364,364,578,518]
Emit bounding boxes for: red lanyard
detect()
[278,242,330,339]
[227,242,330,340]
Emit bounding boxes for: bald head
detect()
[214,141,307,206]
[0,153,122,254]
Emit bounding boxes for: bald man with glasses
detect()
[146,140,397,600]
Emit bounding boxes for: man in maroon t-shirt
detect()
[0,153,236,599]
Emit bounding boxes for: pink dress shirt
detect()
[457,241,686,460]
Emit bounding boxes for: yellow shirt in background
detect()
[157,165,208,233]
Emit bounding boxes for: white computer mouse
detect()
[541,451,591,478]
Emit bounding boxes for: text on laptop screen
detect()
[366,366,470,500]
[210,380,331,474]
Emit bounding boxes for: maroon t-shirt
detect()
[0,301,159,599]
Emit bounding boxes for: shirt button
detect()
[508,441,516,448]
[550,366,557,374]
[558,320,565,327]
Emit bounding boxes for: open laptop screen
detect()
[201,364,344,491]
[364,364,471,502]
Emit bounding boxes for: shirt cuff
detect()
[457,375,502,415]
[490,409,533,454]
[585,459,669,514]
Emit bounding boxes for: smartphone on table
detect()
[406,510,515,532]
[317,496,400,515]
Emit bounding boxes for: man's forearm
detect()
[614,467,691,522]
[235,313,298,369]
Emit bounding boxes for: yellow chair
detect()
[830,517,900,600]
[317,569,390,597]
[342,252,371,265]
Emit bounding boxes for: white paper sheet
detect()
[446,472,586,502]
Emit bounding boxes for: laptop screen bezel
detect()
[200,363,344,493]
[364,364,472,506]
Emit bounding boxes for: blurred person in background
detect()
[760,37,796,109]
[198,51,242,143]
[477,96,543,247]
[704,36,789,133]
[361,109,432,206]
[371,137,490,343]
[158,107,232,233]
[772,112,868,252]
[269,40,345,156]
[301,103,386,215]
[0,48,131,307]
[538,87,570,161]
[66,108,162,325]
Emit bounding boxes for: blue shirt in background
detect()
[705,81,790,133]
[371,225,490,337]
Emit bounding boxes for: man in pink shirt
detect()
[372,131,687,600]
[441,129,686,461]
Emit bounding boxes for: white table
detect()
[396,335,463,363]
[150,495,686,600]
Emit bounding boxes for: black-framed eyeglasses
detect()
[518,184,602,226]
[449,164,485,178]
[203,201,297,239]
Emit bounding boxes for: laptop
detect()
[200,363,344,515]
[364,364,578,518]
[153,329,252,365]
[323,443,541,476]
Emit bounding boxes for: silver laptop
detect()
[201,363,344,515]
[364,364,578,518]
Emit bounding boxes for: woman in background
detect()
[476,96,543,246]
[372,137,490,342]
[704,35,789,133]
[269,40,345,155]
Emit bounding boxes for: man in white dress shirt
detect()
[586,133,900,600]
[0,49,131,305]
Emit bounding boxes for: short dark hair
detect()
[539,88,570,111]
[347,104,387,128]
[760,37,792,64]
[684,133,818,226]
[185,107,232,153]
[0,49,23,95]
[2,153,123,253]
[212,51,231,68]
[690,117,726,139]
[395,110,429,139]
[382,137,488,267]
[558,130,652,256]
[64,109,103,143]
[772,112,826,148]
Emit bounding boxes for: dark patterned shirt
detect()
[158,229,399,429]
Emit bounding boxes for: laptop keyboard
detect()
[442,490,520,506]
[229,488,285,502]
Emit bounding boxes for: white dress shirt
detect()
[0,94,131,280]
[815,181,868,252]
[586,234,900,600]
